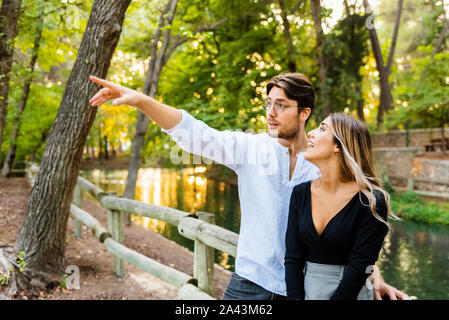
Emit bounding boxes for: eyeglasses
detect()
[263,101,294,114]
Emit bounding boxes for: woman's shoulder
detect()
[292,180,313,195]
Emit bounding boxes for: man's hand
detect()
[375,281,411,300]
[89,75,181,130]
[372,264,411,300]
[89,75,142,107]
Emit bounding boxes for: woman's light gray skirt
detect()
[303,261,374,300]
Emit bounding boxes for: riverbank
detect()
[0,176,231,300]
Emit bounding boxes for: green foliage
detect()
[1,0,89,162]
[390,192,449,226]
[396,191,424,205]
[383,0,449,131]
[16,251,26,273]
[322,13,370,119]
[60,273,69,289]
[3,0,448,168]
[0,263,14,286]
[381,175,395,195]
[386,46,449,130]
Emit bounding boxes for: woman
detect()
[284,113,395,300]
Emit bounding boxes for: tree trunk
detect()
[123,0,178,219]
[0,0,23,159]
[441,105,447,155]
[2,15,43,178]
[310,0,331,115]
[343,1,365,122]
[356,85,366,122]
[104,135,109,160]
[386,0,403,76]
[89,146,95,159]
[122,1,226,225]
[13,0,131,294]
[98,125,103,158]
[363,0,393,127]
[278,0,297,72]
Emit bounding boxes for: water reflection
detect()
[81,167,241,270]
[378,220,449,300]
[81,168,449,299]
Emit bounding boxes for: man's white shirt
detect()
[162,109,320,295]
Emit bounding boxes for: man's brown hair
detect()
[266,73,315,126]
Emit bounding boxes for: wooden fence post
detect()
[407,177,414,191]
[194,211,215,297]
[106,192,125,277]
[73,184,83,239]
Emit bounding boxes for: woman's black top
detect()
[284,180,389,300]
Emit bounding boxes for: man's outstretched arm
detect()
[89,75,247,172]
[89,75,181,130]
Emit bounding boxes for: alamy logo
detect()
[65,5,80,30]
[365,6,377,30]
[365,265,380,290]
[65,265,80,290]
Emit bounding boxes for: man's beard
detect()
[268,121,300,140]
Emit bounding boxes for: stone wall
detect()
[372,127,449,149]
[374,147,421,182]
[374,147,449,194]
[411,158,449,194]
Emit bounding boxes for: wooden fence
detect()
[406,177,449,200]
[26,164,239,300]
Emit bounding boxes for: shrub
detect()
[391,191,449,226]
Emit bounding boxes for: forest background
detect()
[1,0,448,170]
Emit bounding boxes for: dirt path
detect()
[0,176,231,300]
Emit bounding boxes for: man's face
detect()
[266,86,300,139]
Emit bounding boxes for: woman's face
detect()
[304,117,339,163]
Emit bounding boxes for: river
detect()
[81,167,449,300]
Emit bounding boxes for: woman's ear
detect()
[334,144,340,153]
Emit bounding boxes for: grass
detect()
[390,191,449,226]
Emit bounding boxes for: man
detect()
[89,73,409,300]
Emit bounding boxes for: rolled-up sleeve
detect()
[162,109,247,173]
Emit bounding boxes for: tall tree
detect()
[11,0,131,293]
[386,0,404,76]
[123,0,227,224]
[415,4,449,152]
[345,1,367,121]
[363,0,403,127]
[2,15,43,177]
[123,0,179,222]
[0,0,23,159]
[310,0,331,116]
[324,5,369,122]
[278,0,303,72]
[418,11,449,84]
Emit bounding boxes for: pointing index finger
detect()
[89,75,117,89]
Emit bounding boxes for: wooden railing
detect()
[406,177,449,200]
[386,174,449,200]
[26,164,239,300]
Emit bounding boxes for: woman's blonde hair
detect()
[329,113,399,229]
